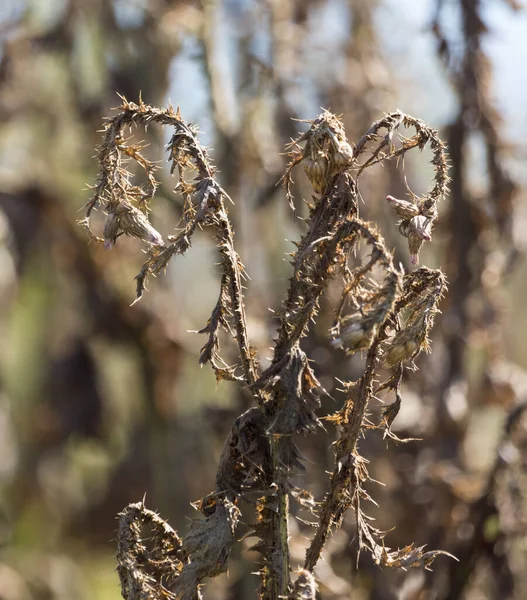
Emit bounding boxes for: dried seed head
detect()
[386,195,420,220]
[384,340,411,366]
[331,313,377,354]
[121,210,164,246]
[384,298,436,367]
[399,215,433,241]
[399,215,433,264]
[384,323,425,367]
[104,204,164,249]
[409,215,433,241]
[303,155,329,194]
[285,110,355,200]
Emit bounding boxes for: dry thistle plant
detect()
[82,98,457,600]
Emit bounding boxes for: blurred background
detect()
[1,0,527,598]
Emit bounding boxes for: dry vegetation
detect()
[1,1,527,600]
[84,98,457,599]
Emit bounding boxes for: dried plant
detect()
[83,98,456,599]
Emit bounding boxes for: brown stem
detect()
[304,334,381,571]
[215,209,259,387]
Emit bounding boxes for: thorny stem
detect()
[273,176,359,363]
[270,435,291,599]
[302,236,400,570]
[215,208,259,387]
[260,433,291,599]
[259,173,360,597]
[304,337,381,571]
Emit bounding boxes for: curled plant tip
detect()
[86,97,259,390]
[355,112,450,203]
[290,569,318,600]
[386,195,420,220]
[104,203,164,249]
[355,112,449,262]
[117,502,184,600]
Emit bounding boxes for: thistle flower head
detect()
[103,203,164,249]
[384,292,440,367]
[284,110,355,200]
[399,215,433,264]
[331,312,378,354]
